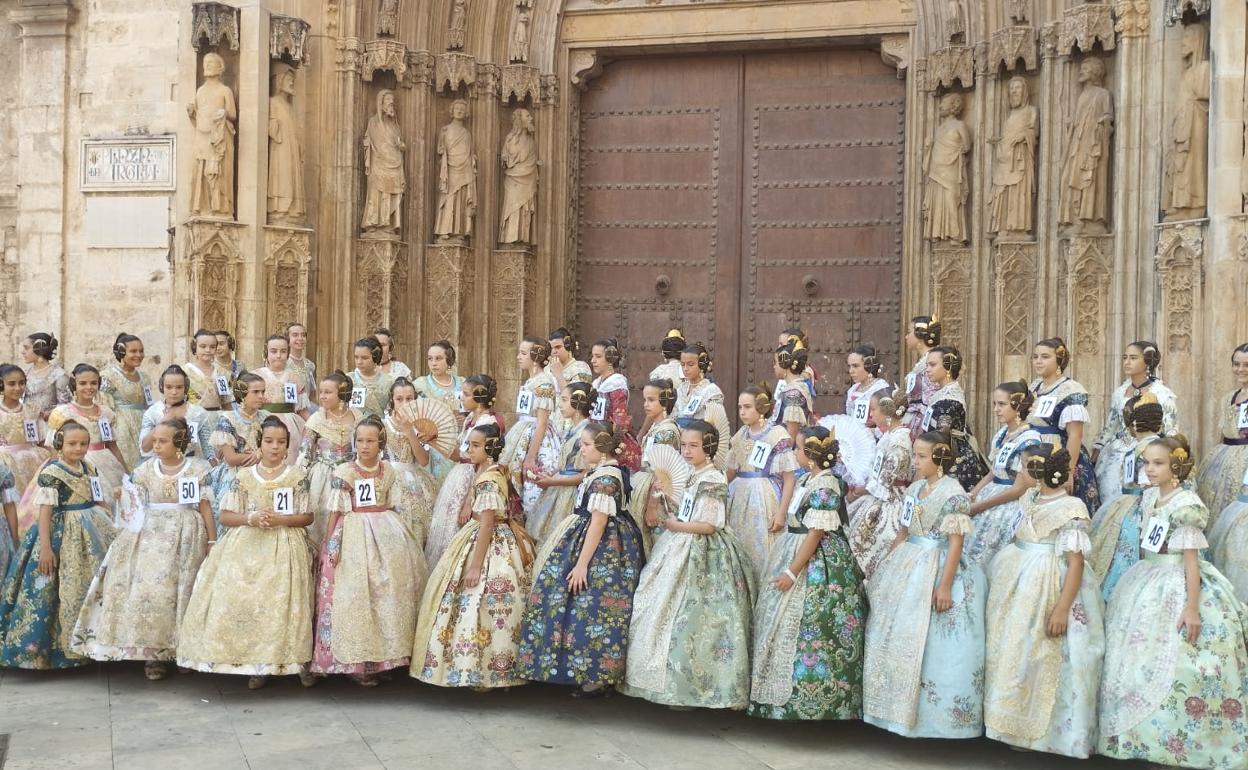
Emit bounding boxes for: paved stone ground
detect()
[0,664,1156,769]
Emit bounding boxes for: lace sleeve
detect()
[1167,526,1209,551]
[472,480,507,513]
[1054,518,1092,555]
[801,485,842,532]
[585,474,620,518]
[937,493,973,536]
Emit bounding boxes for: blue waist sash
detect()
[1123,487,1144,497]
[1012,540,1053,554]
[736,471,770,479]
[991,475,1012,486]
[63,501,97,512]
[907,534,945,549]
[1032,425,1062,436]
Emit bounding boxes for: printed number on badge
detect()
[1034,396,1057,420]
[89,476,104,503]
[590,396,606,421]
[349,387,366,409]
[98,418,114,443]
[905,372,917,394]
[354,478,377,507]
[1141,516,1170,554]
[683,396,703,416]
[871,452,884,478]
[272,487,294,515]
[1122,453,1137,486]
[22,419,38,444]
[921,410,933,431]
[994,442,1015,471]
[900,496,917,528]
[678,491,696,522]
[749,440,772,469]
[852,400,870,424]
[283,383,298,404]
[186,421,200,444]
[177,477,200,505]
[787,486,808,515]
[214,375,231,397]
[142,384,154,405]
[516,390,533,417]
[1238,403,1248,430]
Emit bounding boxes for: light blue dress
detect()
[964,425,1041,567]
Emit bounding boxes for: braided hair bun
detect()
[567,382,597,418]
[645,379,677,415]
[798,425,839,469]
[585,420,622,455]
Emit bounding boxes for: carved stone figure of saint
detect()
[434,99,477,242]
[499,109,538,245]
[378,0,399,36]
[447,0,467,51]
[509,7,531,64]
[923,93,971,243]
[989,76,1038,237]
[361,89,406,235]
[1059,57,1113,234]
[945,0,965,43]
[1163,23,1210,221]
[187,52,237,219]
[267,65,305,226]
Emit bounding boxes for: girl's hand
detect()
[112,488,122,501]
[523,460,539,477]
[416,430,435,446]
[932,585,953,613]
[566,564,589,594]
[461,566,482,589]
[767,512,786,534]
[1046,605,1069,637]
[257,511,275,529]
[38,547,57,576]
[1178,606,1202,644]
[533,474,554,490]
[771,573,794,592]
[244,451,260,467]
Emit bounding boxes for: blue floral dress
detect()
[1028,377,1100,513]
[1089,434,1157,601]
[964,425,1041,567]
[1092,378,1178,504]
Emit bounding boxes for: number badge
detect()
[177,476,201,505]
[272,487,294,515]
[22,419,38,444]
[89,476,105,503]
[349,387,366,409]
[1141,516,1170,554]
[214,375,231,397]
[99,418,114,443]
[283,383,298,404]
[900,496,917,528]
[748,440,772,470]
[354,478,378,507]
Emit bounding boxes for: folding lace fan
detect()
[398,398,458,457]
[705,402,732,472]
[646,444,691,505]
[817,414,877,487]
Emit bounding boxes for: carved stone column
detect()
[1059,235,1113,418]
[931,244,972,352]
[355,236,407,332]
[992,240,1038,375]
[1155,221,1205,438]
[264,226,312,331]
[424,242,476,358]
[491,246,537,411]
[180,219,246,334]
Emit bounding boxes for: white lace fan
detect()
[398,398,458,457]
[646,444,691,505]
[817,414,877,487]
[704,402,732,472]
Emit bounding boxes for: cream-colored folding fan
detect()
[705,402,732,472]
[646,444,691,505]
[398,398,458,457]
[817,414,877,487]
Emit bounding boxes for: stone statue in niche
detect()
[447,0,467,51]
[1163,23,1210,221]
[187,52,237,219]
[1059,56,1114,235]
[378,0,399,36]
[509,6,531,64]
[989,76,1037,237]
[499,109,538,245]
[923,92,971,243]
[362,89,406,236]
[267,64,305,226]
[945,0,965,42]
[1008,0,1029,24]
[434,99,477,242]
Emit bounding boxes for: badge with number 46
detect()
[272,487,294,515]
[900,496,916,528]
[177,476,200,505]
[1141,516,1169,554]
[354,478,377,507]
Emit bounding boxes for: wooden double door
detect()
[572,48,906,415]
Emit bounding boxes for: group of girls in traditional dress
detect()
[0,322,1246,770]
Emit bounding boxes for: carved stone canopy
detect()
[191,2,240,52]
[1059,3,1116,54]
[989,26,1037,73]
[436,52,477,92]
[924,45,974,92]
[1164,0,1210,25]
[501,64,541,104]
[1114,0,1150,38]
[361,40,410,83]
[270,15,311,66]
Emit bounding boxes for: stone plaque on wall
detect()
[80,137,176,191]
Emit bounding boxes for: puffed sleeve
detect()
[779,389,808,426]
[769,438,799,475]
[209,415,238,450]
[33,471,60,506]
[937,492,973,536]
[293,474,312,516]
[802,483,842,532]
[586,474,620,518]
[0,466,16,504]
[472,479,507,513]
[1054,517,1092,555]
[219,478,243,515]
[327,466,354,514]
[1167,501,1210,550]
[1058,393,1091,429]
[691,482,728,529]
[532,381,556,415]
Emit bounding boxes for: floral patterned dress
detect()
[921,381,988,492]
[287,355,318,414]
[1195,389,1248,531]
[1093,378,1178,504]
[846,425,913,582]
[1098,487,1248,768]
[0,460,117,668]
[527,418,589,544]
[20,404,127,534]
[255,366,309,465]
[964,425,1042,567]
[204,408,269,530]
[984,491,1105,757]
[1209,479,1248,602]
[98,364,153,470]
[349,369,396,419]
[1089,434,1157,601]
[771,380,815,430]
[629,417,681,555]
[592,373,641,472]
[182,360,233,413]
[748,470,866,720]
[619,464,757,709]
[1028,377,1100,513]
[296,409,360,545]
[0,466,16,579]
[727,424,798,582]
[23,364,71,420]
[901,355,938,440]
[863,474,985,738]
[176,465,315,676]
[312,461,428,675]
[411,465,531,689]
[501,371,562,514]
[71,457,212,662]
[382,413,441,546]
[139,400,215,463]
[0,402,51,507]
[517,462,644,688]
[675,377,724,422]
[424,411,502,565]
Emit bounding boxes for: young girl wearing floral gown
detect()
[382,378,441,545]
[920,346,988,492]
[205,373,269,528]
[727,386,797,581]
[546,328,594,403]
[983,446,1104,757]
[413,340,465,441]
[286,323,317,414]
[589,339,642,472]
[631,379,681,553]
[674,342,724,422]
[844,345,890,434]
[213,331,246,379]
[748,426,866,721]
[501,337,560,514]
[424,375,503,565]
[517,421,644,696]
[1210,465,1248,601]
[846,390,912,582]
[298,372,361,545]
[98,333,152,470]
[412,422,533,690]
[1099,436,1248,768]
[964,382,1042,567]
[1089,394,1163,600]
[863,431,984,738]
[373,327,412,380]
[254,334,310,465]
[72,418,215,680]
[772,340,815,443]
[1092,341,1178,504]
[637,330,683,440]
[140,365,214,463]
[0,365,51,502]
[527,383,594,544]
[182,329,232,415]
[0,421,117,668]
[1195,343,1248,529]
[20,332,70,421]
[901,317,940,439]
[350,337,396,418]
[312,416,428,686]
[177,417,316,690]
[1028,336,1100,512]
[620,420,756,710]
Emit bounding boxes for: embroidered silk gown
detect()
[296,409,361,545]
[726,424,798,582]
[1088,435,1157,601]
[255,366,309,465]
[98,364,153,470]
[501,371,561,514]
[1195,389,1248,531]
[22,364,70,421]
[846,425,913,581]
[527,418,589,544]
[963,425,1042,567]
[138,401,215,463]
[592,373,641,472]
[921,381,989,492]
[204,408,270,529]
[349,369,396,419]
[1092,378,1178,504]
[424,410,501,565]
[0,402,51,507]
[629,416,681,555]
[1028,377,1100,513]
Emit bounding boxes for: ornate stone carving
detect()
[1155,223,1204,353]
[989,26,1037,72]
[270,15,311,65]
[425,243,476,350]
[356,237,405,330]
[1059,56,1114,235]
[362,89,406,236]
[190,2,239,51]
[944,0,965,43]
[501,64,540,104]
[1008,0,1030,24]
[989,76,1037,237]
[336,37,365,75]
[500,109,538,245]
[1164,0,1209,24]
[187,53,236,219]
[477,63,501,98]
[993,242,1037,356]
[183,219,245,332]
[1059,3,1116,54]
[1063,236,1112,355]
[447,0,468,51]
[570,50,603,90]
[378,0,399,36]
[435,99,477,242]
[492,248,537,372]
[931,245,972,349]
[410,50,436,87]
[924,45,974,92]
[263,226,312,329]
[509,5,531,63]
[1114,0,1150,38]
[879,33,910,75]
[435,52,476,92]
[268,64,305,226]
[1162,23,1209,221]
[540,74,559,105]
[361,40,409,83]
[923,93,971,243]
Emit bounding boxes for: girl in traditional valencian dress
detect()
[1195,343,1248,529]
[527,382,594,544]
[844,345,890,434]
[98,333,153,470]
[637,330,684,440]
[298,372,361,545]
[312,416,428,686]
[205,373,269,527]
[177,417,316,690]
[772,340,815,441]
[373,327,412,380]
[382,377,442,544]
[901,317,941,439]
[0,365,51,503]
[213,331,246,379]
[1088,394,1163,600]
[674,342,724,422]
[748,426,866,721]
[964,382,1042,567]
[72,418,215,681]
[424,375,503,565]
[983,446,1104,757]
[350,337,396,418]
[412,422,533,690]
[1210,464,1248,602]
[517,421,644,696]
[620,420,756,710]
[501,337,560,514]
[631,379,681,553]
[140,365,215,463]
[778,328,818,402]
[1028,336,1100,513]
[726,386,798,581]
[254,334,310,465]
[413,340,465,441]
[920,346,988,492]
[40,365,129,510]
[286,323,318,414]
[547,327,594,399]
[0,467,16,580]
[1099,436,1248,768]
[0,421,117,669]
[588,339,641,472]
[863,431,984,739]
[20,332,70,421]
[845,390,912,582]
[182,329,232,415]
[1092,341,1179,505]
